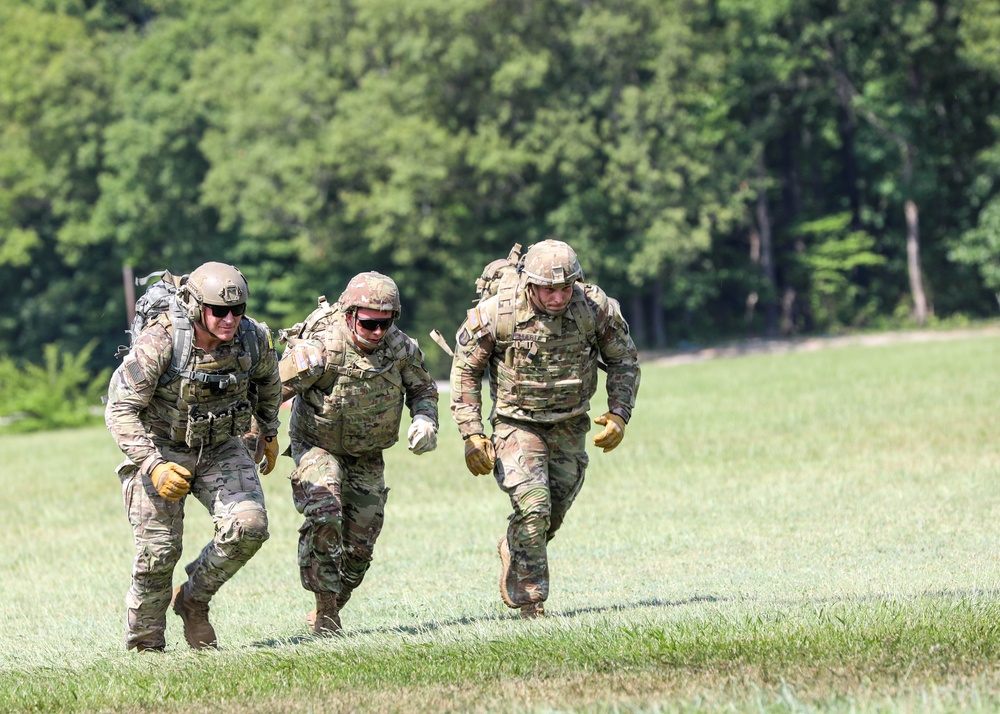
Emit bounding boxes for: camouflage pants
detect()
[118,437,268,651]
[289,439,389,606]
[492,414,589,606]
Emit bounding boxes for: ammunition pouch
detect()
[183,400,253,447]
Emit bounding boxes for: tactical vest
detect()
[143,313,258,447]
[285,299,411,456]
[488,284,601,423]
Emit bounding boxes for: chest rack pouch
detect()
[184,399,253,447]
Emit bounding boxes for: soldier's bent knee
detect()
[516,487,551,541]
[237,507,269,542]
[517,487,550,517]
[217,505,269,560]
[311,522,342,557]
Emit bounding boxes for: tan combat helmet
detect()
[339,271,401,318]
[520,239,584,287]
[183,262,249,321]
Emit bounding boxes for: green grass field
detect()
[1,332,998,713]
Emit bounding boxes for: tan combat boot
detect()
[519,602,545,619]
[305,591,341,636]
[171,583,217,650]
[497,536,518,609]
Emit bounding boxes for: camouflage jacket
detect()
[450,282,639,438]
[279,306,438,457]
[105,314,281,475]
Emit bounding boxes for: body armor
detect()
[285,305,409,456]
[490,286,600,423]
[142,314,257,446]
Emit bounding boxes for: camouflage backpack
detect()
[279,295,411,389]
[429,242,598,355]
[115,269,260,387]
[474,243,523,302]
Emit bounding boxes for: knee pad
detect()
[516,487,550,541]
[310,517,343,558]
[218,505,269,560]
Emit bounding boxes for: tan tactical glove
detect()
[260,436,279,475]
[464,433,496,476]
[593,412,626,452]
[151,462,192,501]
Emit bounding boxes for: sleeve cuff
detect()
[609,407,631,425]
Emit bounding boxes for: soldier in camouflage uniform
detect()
[105,262,282,652]
[279,272,438,635]
[450,240,639,619]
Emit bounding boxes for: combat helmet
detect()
[181,262,249,322]
[339,271,401,318]
[520,239,584,287]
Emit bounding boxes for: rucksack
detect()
[279,295,412,390]
[475,243,523,302]
[115,269,260,387]
[428,244,598,356]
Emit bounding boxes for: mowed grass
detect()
[1,331,998,712]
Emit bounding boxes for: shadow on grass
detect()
[246,593,725,649]
[245,588,1000,651]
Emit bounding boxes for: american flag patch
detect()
[125,360,145,388]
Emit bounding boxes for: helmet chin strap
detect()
[349,315,384,351]
[353,331,381,350]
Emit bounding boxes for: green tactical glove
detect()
[260,435,279,475]
[593,412,626,452]
[464,433,496,476]
[151,462,192,501]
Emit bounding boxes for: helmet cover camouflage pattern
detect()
[186,262,249,306]
[339,271,401,316]
[521,239,584,287]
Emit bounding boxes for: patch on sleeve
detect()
[293,346,311,373]
[457,328,472,346]
[124,359,147,390]
[468,308,482,331]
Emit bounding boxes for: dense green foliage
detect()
[1,0,998,380]
[0,340,108,432]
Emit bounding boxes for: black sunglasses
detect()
[356,317,393,332]
[207,303,247,318]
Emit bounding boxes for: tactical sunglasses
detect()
[207,303,247,318]
[356,317,393,332]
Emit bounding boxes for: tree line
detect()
[1,0,998,380]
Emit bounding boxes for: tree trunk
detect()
[905,199,928,326]
[122,263,136,327]
[628,294,646,347]
[651,274,667,349]
[755,155,778,337]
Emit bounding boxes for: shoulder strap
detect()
[160,302,264,388]
[493,270,521,344]
[308,316,350,393]
[382,327,413,364]
[238,317,261,367]
[160,300,194,387]
[568,284,597,345]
